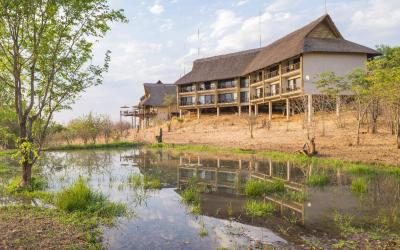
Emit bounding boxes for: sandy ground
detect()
[129,112,400,166]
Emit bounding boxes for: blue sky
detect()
[54,0,400,123]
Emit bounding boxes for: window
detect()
[198,82,214,91]
[198,95,215,105]
[255,88,263,98]
[271,84,278,95]
[240,91,249,102]
[240,77,249,88]
[218,79,236,89]
[288,78,300,91]
[180,96,194,106]
[180,84,195,93]
[218,93,237,103]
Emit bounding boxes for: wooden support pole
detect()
[336,95,341,118]
[217,107,220,116]
[286,98,290,121]
[197,108,200,119]
[255,104,259,116]
[179,109,182,119]
[238,106,241,116]
[269,101,272,121]
[287,161,290,181]
[249,105,252,115]
[308,94,313,123]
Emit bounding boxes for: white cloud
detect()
[149,3,164,14]
[160,19,173,31]
[237,0,249,6]
[210,10,242,38]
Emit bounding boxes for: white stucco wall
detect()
[303,53,367,94]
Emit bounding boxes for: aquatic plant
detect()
[284,190,307,203]
[244,200,275,217]
[127,174,162,190]
[198,222,208,238]
[244,180,268,197]
[351,177,368,195]
[306,172,330,187]
[181,187,200,205]
[345,165,377,178]
[55,177,126,218]
[245,179,285,197]
[191,204,201,215]
[265,179,285,194]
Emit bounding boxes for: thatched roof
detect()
[140,81,176,107]
[176,14,380,85]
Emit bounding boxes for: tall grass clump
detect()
[245,180,268,197]
[351,177,368,195]
[306,172,330,187]
[245,179,285,197]
[345,165,377,178]
[245,200,275,217]
[55,177,126,218]
[284,190,307,203]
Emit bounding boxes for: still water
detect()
[15,148,400,249]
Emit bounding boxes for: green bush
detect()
[306,172,330,187]
[55,177,126,218]
[245,200,275,217]
[6,176,48,193]
[284,190,307,203]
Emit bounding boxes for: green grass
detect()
[306,172,330,187]
[127,174,162,190]
[5,176,54,203]
[244,200,276,217]
[244,180,268,197]
[351,177,369,195]
[284,190,307,203]
[147,143,400,182]
[0,150,16,157]
[46,141,142,151]
[181,188,200,205]
[244,179,285,197]
[55,177,126,218]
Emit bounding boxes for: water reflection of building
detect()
[177,153,307,223]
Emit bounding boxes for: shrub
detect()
[55,177,126,217]
[6,176,48,193]
[244,200,275,217]
[306,172,330,187]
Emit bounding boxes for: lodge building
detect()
[175,14,380,121]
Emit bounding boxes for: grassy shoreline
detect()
[147,143,400,179]
[45,141,142,151]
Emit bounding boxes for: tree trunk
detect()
[22,161,32,187]
[371,100,378,134]
[397,111,400,149]
[356,119,361,146]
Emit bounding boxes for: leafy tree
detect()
[163,94,176,120]
[0,0,126,186]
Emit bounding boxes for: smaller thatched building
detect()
[135,80,177,128]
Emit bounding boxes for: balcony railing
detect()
[197,100,215,105]
[240,98,249,103]
[180,102,195,106]
[282,62,300,74]
[251,94,263,99]
[198,86,215,91]
[266,70,279,79]
[283,86,301,93]
[218,99,237,104]
[265,91,279,97]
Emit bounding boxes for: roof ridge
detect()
[194,47,262,63]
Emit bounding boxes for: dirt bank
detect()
[130,112,400,166]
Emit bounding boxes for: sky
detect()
[54,0,400,124]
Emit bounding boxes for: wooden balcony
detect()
[282,62,300,74]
